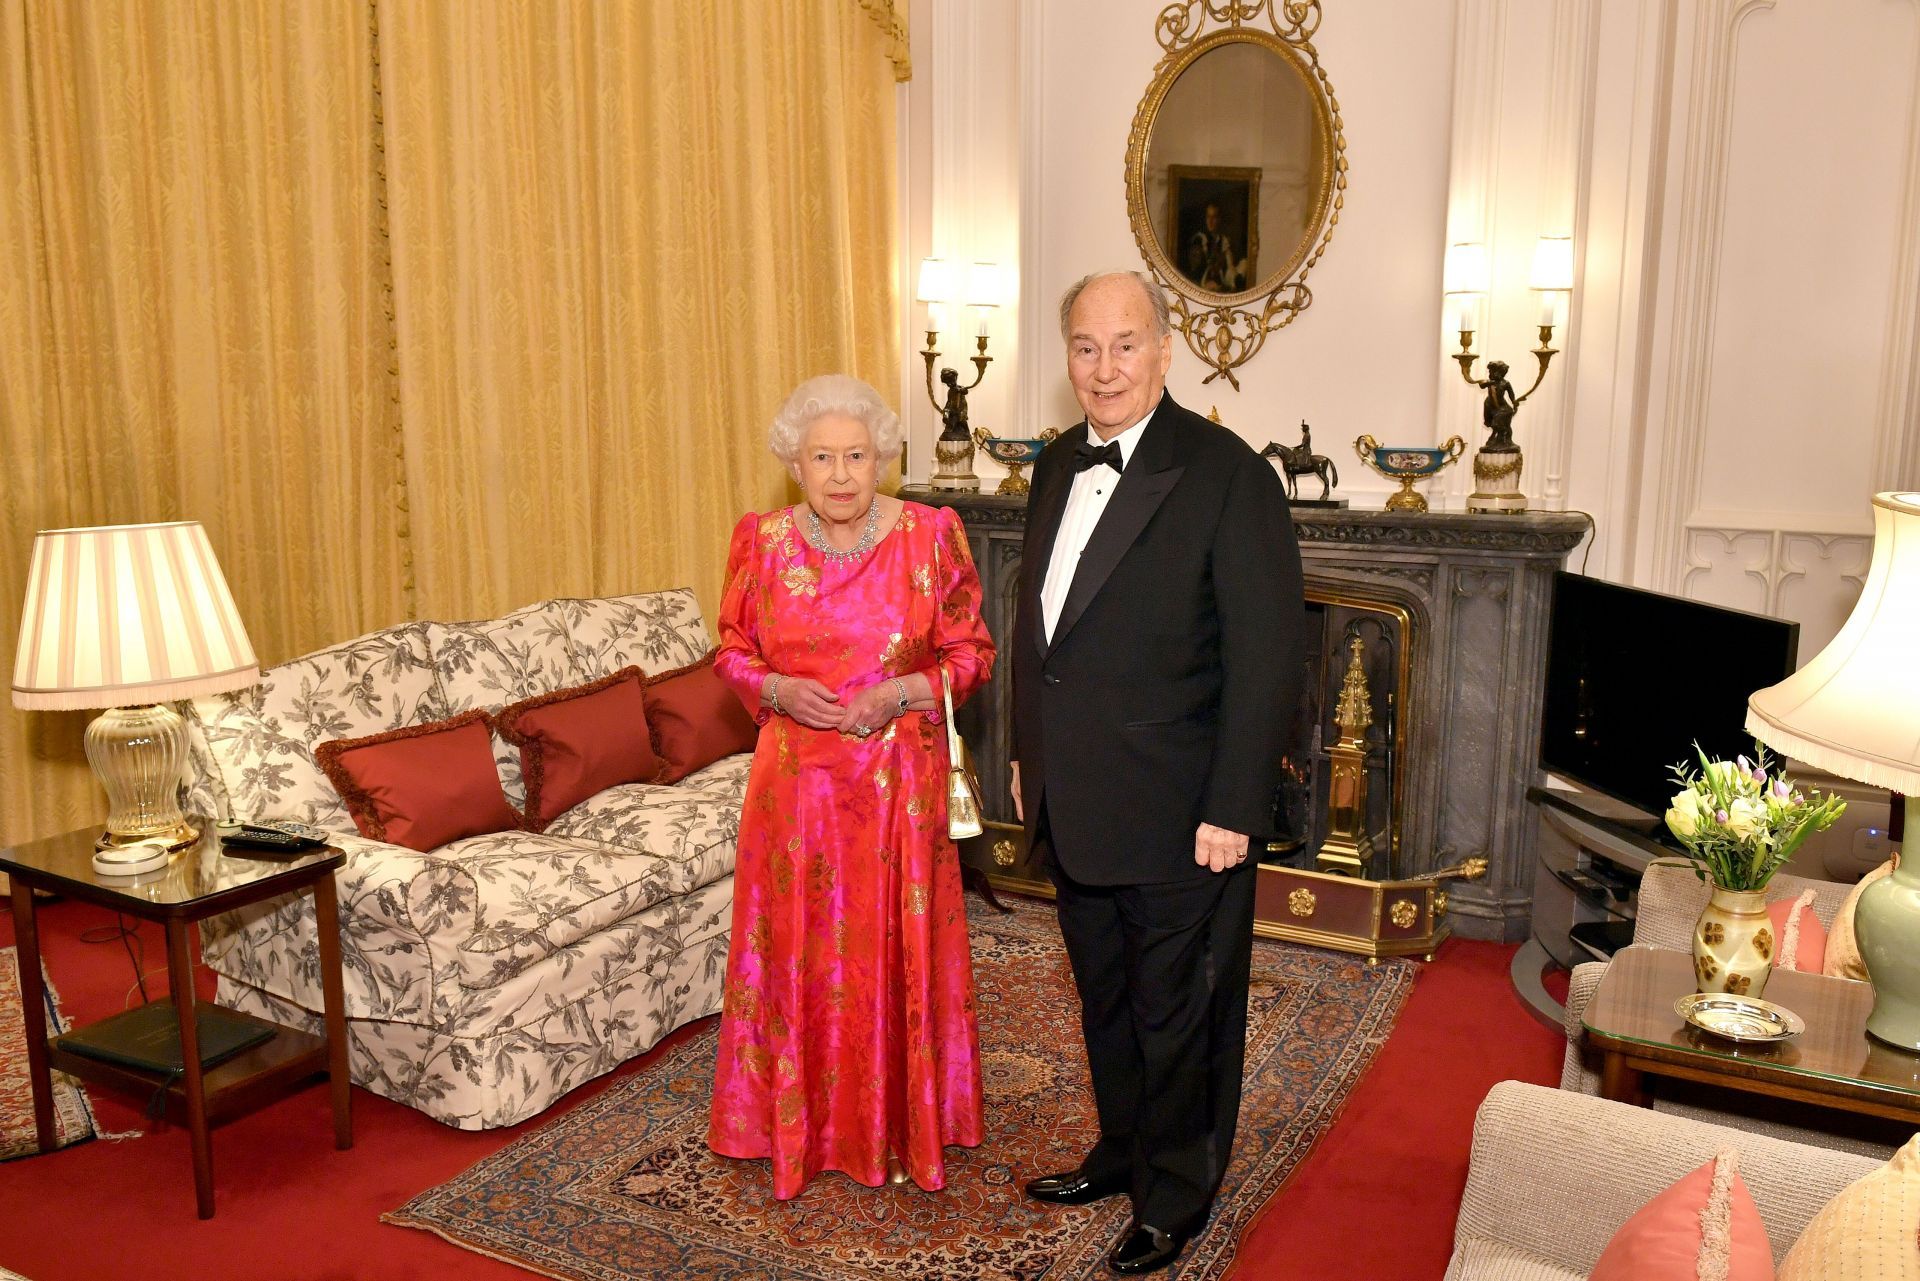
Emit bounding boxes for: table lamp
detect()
[12,521,259,874]
[1746,491,1920,1047]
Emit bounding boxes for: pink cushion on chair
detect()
[1768,891,1828,973]
[1590,1152,1774,1281]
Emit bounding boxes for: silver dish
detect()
[1674,992,1806,1043]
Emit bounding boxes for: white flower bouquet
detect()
[1664,744,1847,891]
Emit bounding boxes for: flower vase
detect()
[1692,884,1774,998]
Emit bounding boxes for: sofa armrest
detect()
[1557,958,1609,1094]
[200,832,466,1022]
[1451,1081,1878,1275]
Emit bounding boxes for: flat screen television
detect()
[1538,572,1800,822]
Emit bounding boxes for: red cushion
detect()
[315,711,522,852]
[645,651,758,783]
[1590,1152,1774,1281]
[1767,893,1829,973]
[494,667,664,831]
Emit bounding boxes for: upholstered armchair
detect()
[1447,1080,1877,1279]
[1558,858,1901,1155]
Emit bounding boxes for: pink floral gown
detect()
[706,501,992,1198]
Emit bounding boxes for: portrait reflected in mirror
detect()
[1170,167,1257,293]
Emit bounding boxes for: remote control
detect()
[221,824,325,854]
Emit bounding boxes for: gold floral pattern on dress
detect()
[781,564,821,598]
[912,564,934,596]
[1700,921,1725,945]
[880,630,928,675]
[1752,927,1773,960]
[907,884,929,916]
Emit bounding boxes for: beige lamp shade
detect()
[1746,491,1920,796]
[12,521,258,710]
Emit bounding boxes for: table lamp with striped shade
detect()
[12,522,258,866]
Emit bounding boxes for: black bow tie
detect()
[1073,440,1124,474]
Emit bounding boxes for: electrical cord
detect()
[80,912,151,1005]
[1516,505,1598,575]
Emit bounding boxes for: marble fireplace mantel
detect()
[907,485,1591,943]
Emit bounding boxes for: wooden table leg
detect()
[312,874,353,1149]
[1600,1050,1647,1108]
[9,885,56,1152]
[166,918,215,1218]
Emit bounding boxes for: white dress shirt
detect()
[1040,410,1155,642]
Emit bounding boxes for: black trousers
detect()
[1042,812,1258,1233]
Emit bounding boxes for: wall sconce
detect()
[1443,236,1573,514]
[919,257,998,492]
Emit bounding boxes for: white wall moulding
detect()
[1682,524,1873,661]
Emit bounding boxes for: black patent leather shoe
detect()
[1107,1221,1194,1275]
[1022,1166,1130,1206]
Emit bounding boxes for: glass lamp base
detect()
[85,704,199,851]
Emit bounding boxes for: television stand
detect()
[1512,783,1676,1027]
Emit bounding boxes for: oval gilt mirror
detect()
[1125,2,1346,387]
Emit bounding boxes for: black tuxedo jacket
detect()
[1011,392,1306,886]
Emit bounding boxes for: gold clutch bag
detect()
[941,665,983,841]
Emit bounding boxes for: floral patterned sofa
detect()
[179,590,745,1129]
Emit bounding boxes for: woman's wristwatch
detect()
[891,676,909,716]
[767,674,784,715]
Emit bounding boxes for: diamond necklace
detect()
[803,497,881,564]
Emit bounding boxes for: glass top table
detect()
[1583,946,1920,1124]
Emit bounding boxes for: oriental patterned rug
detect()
[0,946,97,1160]
[386,898,1415,1281]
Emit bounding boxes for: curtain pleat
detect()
[0,0,899,845]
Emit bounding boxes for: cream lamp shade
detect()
[1748,492,1920,1050]
[13,521,257,709]
[1745,491,1920,796]
[12,521,258,860]
[1528,236,1575,292]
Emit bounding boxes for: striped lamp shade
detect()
[12,521,259,710]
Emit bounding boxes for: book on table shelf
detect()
[54,999,273,1075]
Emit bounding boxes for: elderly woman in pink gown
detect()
[706,373,993,1198]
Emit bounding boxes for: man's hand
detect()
[1010,761,1023,822]
[835,682,903,737]
[1194,822,1249,873]
[778,678,843,731]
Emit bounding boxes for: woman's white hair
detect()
[768,374,903,467]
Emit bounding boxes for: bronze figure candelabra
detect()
[923,331,993,492]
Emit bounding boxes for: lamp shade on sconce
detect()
[1528,236,1576,293]
[1443,242,1490,297]
[1748,492,1920,1049]
[915,257,955,304]
[965,261,1004,308]
[1745,492,1920,796]
[13,521,258,710]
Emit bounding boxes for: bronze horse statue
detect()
[1260,421,1338,502]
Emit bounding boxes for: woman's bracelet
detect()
[891,676,909,716]
[767,674,784,716]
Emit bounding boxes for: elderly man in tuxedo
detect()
[1009,270,1304,1275]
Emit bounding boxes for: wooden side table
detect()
[1584,946,1920,1126]
[1,825,352,1218]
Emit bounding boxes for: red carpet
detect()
[0,895,1560,1281]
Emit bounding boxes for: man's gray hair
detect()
[1058,270,1173,343]
[768,374,903,467]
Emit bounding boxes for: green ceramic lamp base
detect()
[1858,793,1920,1051]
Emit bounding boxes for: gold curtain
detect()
[0,0,411,841]
[0,0,899,846]
[378,0,899,623]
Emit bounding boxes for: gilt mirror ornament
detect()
[1125,0,1346,387]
